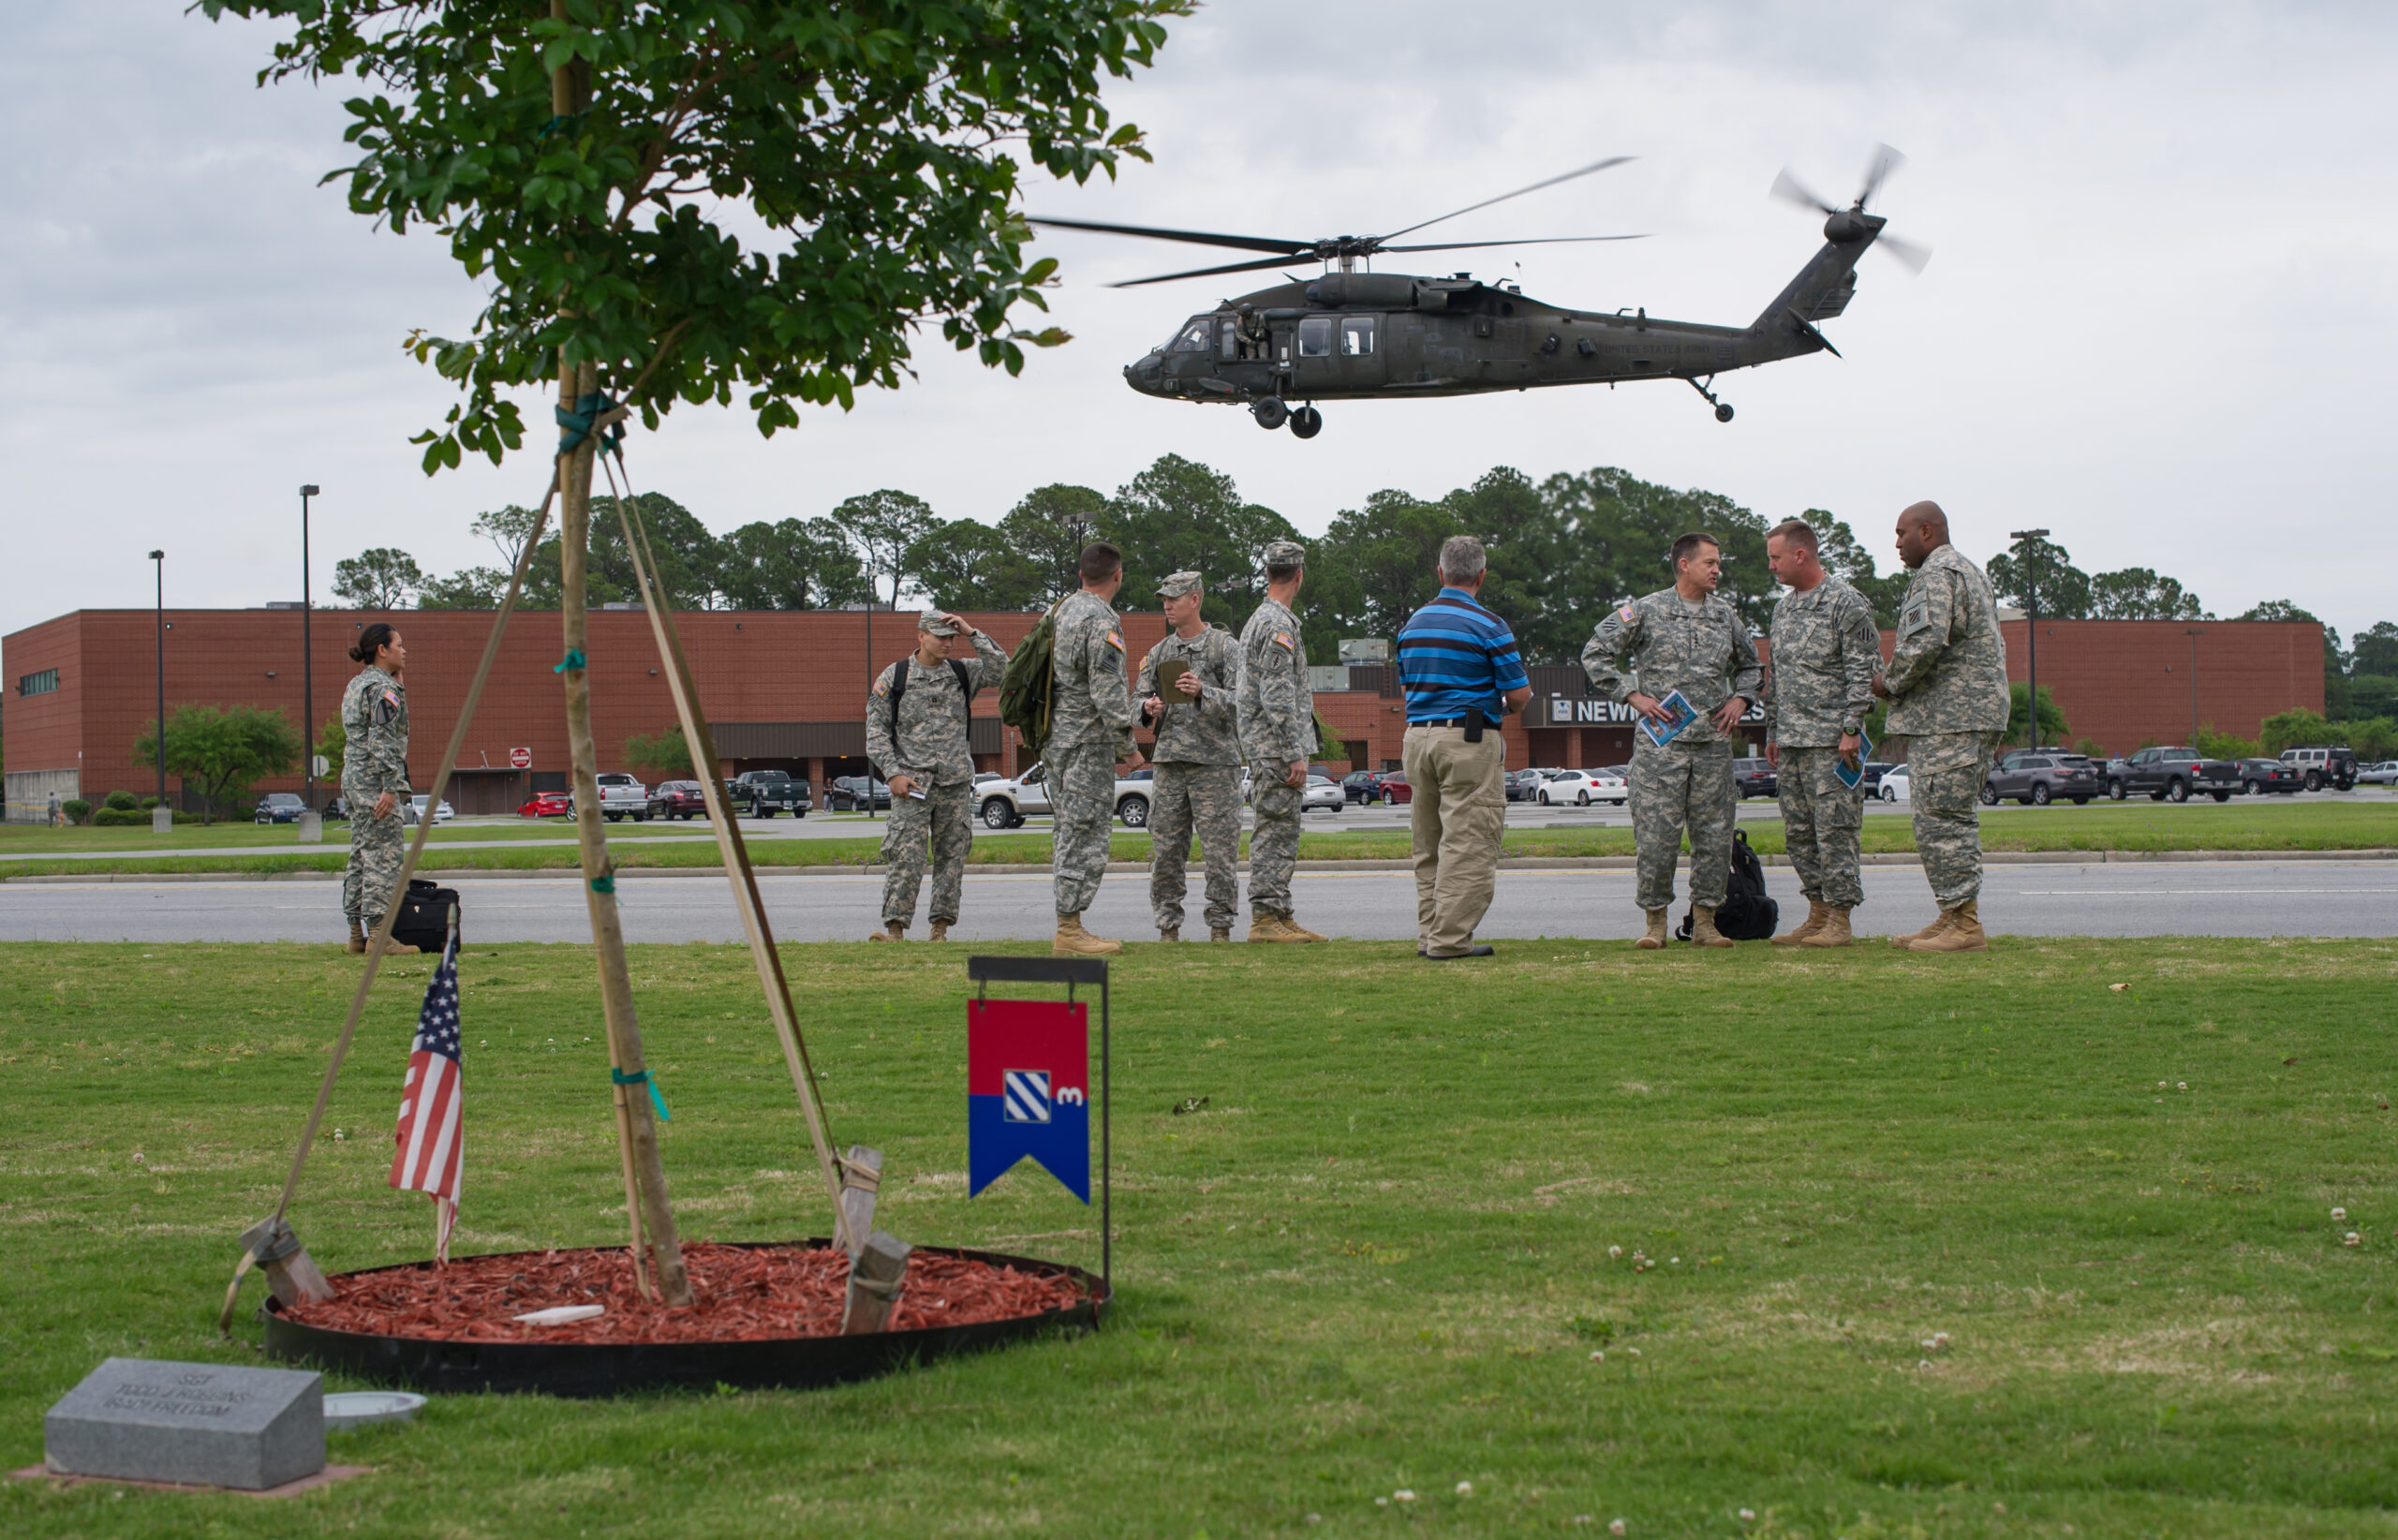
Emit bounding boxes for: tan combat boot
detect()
[1691,904,1736,949]
[867,921,906,943]
[1158,926,1180,943]
[1890,911,1948,949]
[927,922,950,943]
[1053,913,1123,956]
[1247,913,1295,943]
[1798,907,1854,948]
[1771,899,1827,947]
[348,918,366,955]
[1636,909,1670,950]
[1909,900,1987,953]
[1281,915,1328,943]
[1209,925,1231,943]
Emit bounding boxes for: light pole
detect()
[2009,528,2050,748]
[2183,627,2202,745]
[300,484,320,827]
[150,550,169,832]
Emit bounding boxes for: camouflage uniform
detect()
[867,617,1008,927]
[1763,575,1880,911]
[1134,581,1245,933]
[1047,587,1136,917]
[1582,587,1762,912]
[339,664,410,926]
[1236,557,1314,918]
[1884,543,2012,908]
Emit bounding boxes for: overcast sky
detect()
[5,1,2393,651]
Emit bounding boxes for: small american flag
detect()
[389,926,464,1262]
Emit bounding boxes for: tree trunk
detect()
[558,363,693,1307]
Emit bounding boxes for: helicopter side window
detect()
[1220,320,1238,359]
[1340,315,1378,356]
[1296,316,1334,358]
[1171,318,1211,352]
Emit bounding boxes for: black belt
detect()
[1413,713,1492,740]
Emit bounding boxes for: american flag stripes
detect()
[389,927,465,1262]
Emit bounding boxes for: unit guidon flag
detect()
[968,998,1090,1203]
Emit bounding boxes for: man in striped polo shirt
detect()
[1397,535,1532,959]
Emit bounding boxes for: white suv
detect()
[977,764,1155,830]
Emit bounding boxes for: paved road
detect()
[5,862,2391,944]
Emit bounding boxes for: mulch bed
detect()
[283,1243,1085,1343]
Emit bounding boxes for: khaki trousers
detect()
[1402,724,1507,956]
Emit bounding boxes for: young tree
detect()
[623,726,694,777]
[332,547,423,609]
[2005,683,2070,748]
[131,705,303,823]
[1987,536,2091,620]
[205,0,1185,1306]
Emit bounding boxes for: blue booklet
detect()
[1837,731,1876,790]
[1637,689,1699,749]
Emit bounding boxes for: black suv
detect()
[1983,750,2098,806]
[826,776,892,811]
[1732,757,1779,799]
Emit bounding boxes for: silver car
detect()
[1302,774,1346,813]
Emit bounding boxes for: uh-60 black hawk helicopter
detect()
[1031,147,1928,439]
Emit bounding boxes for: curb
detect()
[8,848,2396,884]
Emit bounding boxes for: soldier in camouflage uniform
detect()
[339,623,411,954]
[1582,533,1763,950]
[1135,571,1244,941]
[1047,542,1146,955]
[866,610,1009,942]
[1875,501,2012,952]
[1236,540,1325,943]
[1761,519,1882,948]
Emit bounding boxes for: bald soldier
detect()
[1873,501,2012,952]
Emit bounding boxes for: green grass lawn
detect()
[2,798,2393,879]
[4,939,2395,1536]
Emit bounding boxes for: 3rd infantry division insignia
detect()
[1002,1070,1052,1124]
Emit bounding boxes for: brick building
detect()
[3,604,2325,821]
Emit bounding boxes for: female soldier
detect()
[340,624,410,953]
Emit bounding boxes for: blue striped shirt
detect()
[1397,588,1530,722]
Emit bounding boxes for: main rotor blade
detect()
[1377,155,1636,244]
[1769,168,1839,215]
[1027,215,1310,257]
[1857,142,1906,210]
[1379,234,1650,254]
[1874,230,1932,274]
[1103,252,1314,289]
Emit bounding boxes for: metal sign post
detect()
[965,955,1111,1295]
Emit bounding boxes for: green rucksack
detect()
[999,598,1068,762]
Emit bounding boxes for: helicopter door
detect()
[1337,313,1386,388]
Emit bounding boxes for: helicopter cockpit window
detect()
[1340,315,1378,356]
[1296,316,1335,358]
[1171,318,1212,352]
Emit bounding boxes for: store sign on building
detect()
[1548,697,1765,726]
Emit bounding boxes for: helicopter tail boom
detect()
[1743,223,1875,364]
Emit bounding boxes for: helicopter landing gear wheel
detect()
[1251,396,1289,431]
[1688,374,1733,422]
[1289,406,1323,439]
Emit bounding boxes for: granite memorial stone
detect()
[45,1357,325,1490]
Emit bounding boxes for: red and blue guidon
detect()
[968,998,1089,1203]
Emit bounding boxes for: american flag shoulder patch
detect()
[1274,632,1294,650]
[873,675,889,695]
[1105,630,1124,650]
[1618,606,1636,624]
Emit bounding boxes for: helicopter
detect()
[1030,147,1928,439]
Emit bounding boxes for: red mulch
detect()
[282,1244,1087,1344]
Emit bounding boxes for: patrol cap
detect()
[1260,539,1307,570]
[916,610,962,637]
[1155,570,1204,600]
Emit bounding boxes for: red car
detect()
[518,791,572,818]
[1380,771,1413,805]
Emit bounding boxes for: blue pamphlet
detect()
[1837,731,1875,790]
[1637,689,1699,749]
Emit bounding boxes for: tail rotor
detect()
[1771,143,1931,274]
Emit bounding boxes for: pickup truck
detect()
[727,769,809,819]
[977,763,1155,830]
[2104,746,2241,803]
[594,772,647,822]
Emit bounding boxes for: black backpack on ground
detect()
[1676,829,1778,942]
[392,877,462,954]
